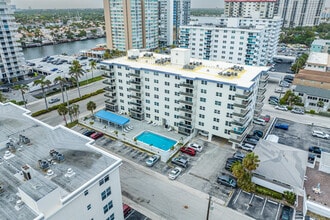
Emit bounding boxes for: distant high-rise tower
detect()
[275,0,325,27]
[224,0,277,19]
[0,0,25,84]
[158,0,191,47]
[103,0,159,51]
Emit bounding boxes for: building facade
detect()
[224,0,277,19]
[275,0,325,27]
[179,17,282,66]
[310,39,330,54]
[101,48,269,144]
[0,0,25,83]
[0,103,124,220]
[103,0,158,51]
[158,0,191,47]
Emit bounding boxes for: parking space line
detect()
[275,203,281,220]
[260,198,267,215]
[255,195,263,199]
[233,189,242,204]
[247,194,254,210]
[267,199,278,205]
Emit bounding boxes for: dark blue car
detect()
[275,123,289,130]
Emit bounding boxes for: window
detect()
[200,106,205,110]
[225,121,232,126]
[165,74,170,78]
[103,201,113,214]
[145,85,150,89]
[155,109,159,113]
[227,104,234,109]
[106,213,115,220]
[154,102,159,106]
[145,77,149,82]
[154,87,159,91]
[84,190,89,196]
[215,101,221,106]
[213,118,219,122]
[201,89,207,94]
[165,112,169,116]
[226,113,233,118]
[99,175,109,186]
[217,83,223,88]
[165,97,169,101]
[145,92,150,97]
[154,94,159,99]
[146,99,150,104]
[165,89,170,94]
[229,85,236,91]
[214,109,220,114]
[199,122,204,126]
[165,82,170,86]
[165,105,169,109]
[101,187,112,200]
[87,204,91,210]
[213,126,219,130]
[154,79,159,83]
[228,95,235,100]
[225,129,231,135]
[200,97,206,102]
[201,80,207,85]
[199,114,205,119]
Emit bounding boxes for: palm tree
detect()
[87,101,96,116]
[317,100,324,112]
[69,60,84,98]
[53,76,67,105]
[89,60,97,80]
[13,84,29,108]
[33,76,51,110]
[57,104,69,125]
[68,104,80,122]
[242,153,260,172]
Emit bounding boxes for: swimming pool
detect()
[135,131,177,151]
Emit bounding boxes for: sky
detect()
[11,0,223,9]
[10,0,330,9]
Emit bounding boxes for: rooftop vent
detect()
[47,169,54,176]
[50,149,65,162]
[38,160,50,170]
[65,168,75,178]
[19,134,30,144]
[143,52,153,57]
[4,151,15,160]
[22,164,32,180]
[15,200,24,211]
[128,55,138,60]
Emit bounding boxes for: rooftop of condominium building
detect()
[0,103,121,219]
[312,39,330,46]
[102,48,269,89]
[306,52,330,66]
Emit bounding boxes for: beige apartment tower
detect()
[103,0,158,51]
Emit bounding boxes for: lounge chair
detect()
[152,122,157,126]
[167,127,172,132]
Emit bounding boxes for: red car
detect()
[90,132,103,140]
[180,147,196,156]
[261,114,270,122]
[123,204,132,218]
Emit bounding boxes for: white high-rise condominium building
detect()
[275,0,325,27]
[0,0,25,84]
[224,0,277,19]
[0,103,124,220]
[101,48,269,144]
[158,0,191,47]
[180,17,282,66]
[103,0,158,51]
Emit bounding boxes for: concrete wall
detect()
[306,200,330,218]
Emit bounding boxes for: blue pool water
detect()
[136,131,177,151]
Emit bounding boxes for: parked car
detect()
[48,97,60,104]
[253,130,263,138]
[83,130,95,137]
[217,174,237,188]
[244,138,258,145]
[198,130,209,137]
[123,204,132,218]
[239,143,255,152]
[261,115,270,122]
[269,100,278,105]
[246,134,259,141]
[233,151,246,160]
[188,143,203,152]
[51,68,58,72]
[145,155,160,167]
[280,205,293,220]
[171,156,188,168]
[312,130,329,139]
[279,80,290,88]
[90,132,103,140]
[309,146,322,157]
[180,147,196,156]
[291,107,304,114]
[274,87,285,94]
[168,167,182,180]
[275,105,288,111]
[253,118,266,126]
[269,96,279,102]
[275,123,289,130]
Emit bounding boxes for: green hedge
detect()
[31,89,104,117]
[255,185,283,200]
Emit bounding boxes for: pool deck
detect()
[80,114,189,161]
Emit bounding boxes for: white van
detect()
[253,118,266,126]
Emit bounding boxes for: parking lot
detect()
[228,189,282,220]
[72,125,237,202]
[269,117,330,153]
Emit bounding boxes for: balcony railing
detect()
[180,91,194,97]
[179,115,193,121]
[179,107,193,113]
[105,98,117,104]
[232,117,250,127]
[103,79,115,85]
[233,108,251,118]
[257,95,265,103]
[258,88,266,95]
[233,99,252,109]
[104,86,116,92]
[179,82,194,88]
[104,92,116,98]
[235,91,253,99]
[179,99,193,105]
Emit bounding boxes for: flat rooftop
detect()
[0,103,121,219]
[295,69,330,83]
[102,51,269,89]
[306,52,329,66]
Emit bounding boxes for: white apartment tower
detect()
[275,0,325,27]
[0,0,25,84]
[101,48,269,143]
[0,103,124,220]
[158,0,191,47]
[224,0,277,19]
[103,0,159,51]
[179,17,282,66]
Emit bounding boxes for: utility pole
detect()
[206,195,212,220]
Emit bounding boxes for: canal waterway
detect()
[22,38,106,60]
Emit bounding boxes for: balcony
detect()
[129,80,141,85]
[259,81,267,89]
[129,107,142,113]
[104,92,116,98]
[258,87,266,95]
[232,116,250,127]
[104,86,116,92]
[130,93,141,99]
[179,107,193,113]
[233,108,251,118]
[257,94,265,103]
[177,122,193,135]
[179,82,194,88]
[179,114,193,121]
[103,72,115,78]
[235,91,253,99]
[180,91,193,97]
[105,98,117,104]
[230,126,252,143]
[129,86,141,92]
[179,99,193,105]
[105,104,118,112]
[260,73,269,82]
[255,102,264,110]
[128,72,141,77]
[103,79,115,85]
[233,99,252,109]
[129,101,142,106]
[129,111,144,121]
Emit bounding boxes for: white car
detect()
[188,143,203,152]
[253,118,266,126]
[312,130,329,139]
[198,131,209,137]
[275,105,288,111]
[145,155,160,167]
[168,167,182,180]
[239,143,255,152]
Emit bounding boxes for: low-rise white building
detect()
[101,48,269,144]
[0,103,123,220]
[180,17,282,66]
